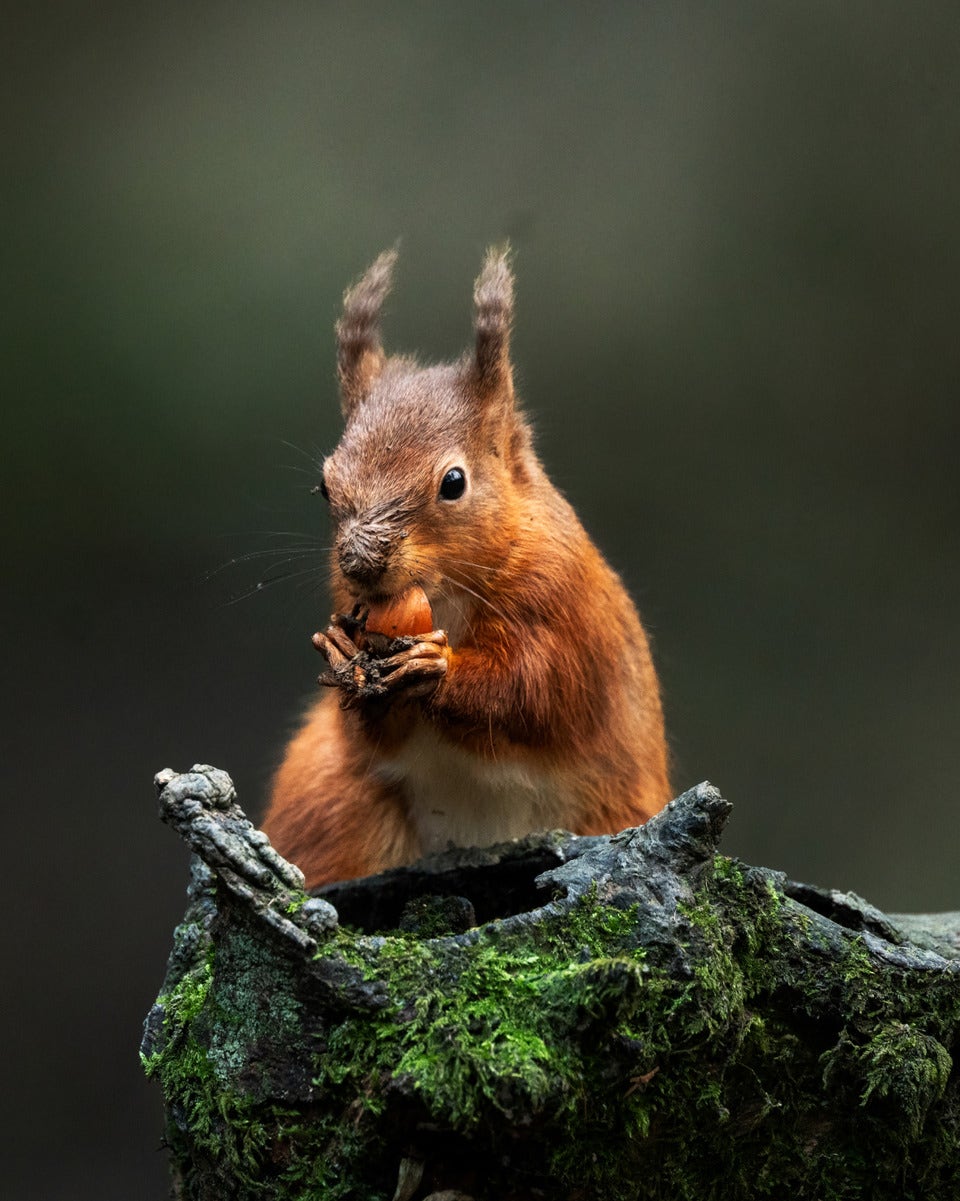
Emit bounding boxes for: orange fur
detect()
[262,248,670,888]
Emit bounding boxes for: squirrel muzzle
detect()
[336,506,411,591]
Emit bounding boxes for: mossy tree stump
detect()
[142,766,960,1200]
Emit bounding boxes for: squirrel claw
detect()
[377,642,445,671]
[378,641,450,696]
[312,624,362,668]
[324,624,361,660]
[312,629,345,669]
[417,629,449,646]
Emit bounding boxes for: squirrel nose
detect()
[337,521,390,588]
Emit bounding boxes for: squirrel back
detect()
[263,247,671,888]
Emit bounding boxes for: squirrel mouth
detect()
[352,579,423,606]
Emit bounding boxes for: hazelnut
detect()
[363,585,434,640]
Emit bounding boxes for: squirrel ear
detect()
[472,244,514,397]
[336,247,398,417]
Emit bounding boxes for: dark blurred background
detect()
[3,3,958,1197]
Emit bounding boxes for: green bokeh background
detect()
[3,4,958,1197]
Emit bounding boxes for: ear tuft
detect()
[336,246,398,416]
[473,243,514,394]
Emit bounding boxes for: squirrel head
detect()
[320,246,536,607]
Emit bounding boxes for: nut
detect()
[363,585,434,640]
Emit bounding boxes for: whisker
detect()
[440,566,514,626]
[257,529,327,542]
[217,545,325,563]
[204,547,327,582]
[276,438,324,469]
[444,557,499,575]
[402,552,511,627]
[435,581,481,644]
[223,564,326,606]
[216,529,328,544]
[278,463,319,476]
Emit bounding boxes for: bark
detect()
[142,765,960,1201]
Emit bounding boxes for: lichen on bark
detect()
[143,765,960,1200]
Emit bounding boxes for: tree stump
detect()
[142,765,960,1200]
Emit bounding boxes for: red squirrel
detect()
[262,247,671,888]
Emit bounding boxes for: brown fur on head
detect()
[322,246,536,608]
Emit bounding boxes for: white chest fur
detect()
[372,723,575,855]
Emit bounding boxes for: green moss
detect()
[145,861,960,1200]
[316,907,651,1137]
[140,945,213,1079]
[822,1022,953,1140]
[283,893,309,916]
[554,884,641,955]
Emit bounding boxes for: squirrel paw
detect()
[312,622,361,667]
[377,631,449,698]
[312,624,448,706]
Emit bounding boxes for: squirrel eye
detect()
[439,467,467,501]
